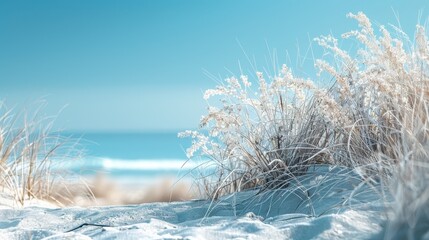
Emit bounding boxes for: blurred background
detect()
[0,0,427,205]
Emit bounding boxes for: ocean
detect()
[60,132,196,184]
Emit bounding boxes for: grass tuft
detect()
[180,11,429,228]
[0,102,77,206]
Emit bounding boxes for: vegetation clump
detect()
[0,104,73,206]
[181,12,429,208]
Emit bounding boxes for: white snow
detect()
[0,166,389,239]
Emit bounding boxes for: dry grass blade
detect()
[180,14,429,236]
[0,103,77,206]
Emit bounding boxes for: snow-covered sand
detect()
[0,166,389,239]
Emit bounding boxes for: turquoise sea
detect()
[60,132,195,184]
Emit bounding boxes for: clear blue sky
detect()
[0,0,428,132]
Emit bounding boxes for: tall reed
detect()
[0,103,74,206]
[181,12,429,202]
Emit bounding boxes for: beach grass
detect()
[0,103,76,206]
[181,13,429,236]
[49,174,197,206]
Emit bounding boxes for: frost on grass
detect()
[180,14,429,238]
[180,12,429,203]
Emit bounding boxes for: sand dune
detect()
[0,166,392,239]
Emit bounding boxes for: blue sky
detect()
[0,0,428,132]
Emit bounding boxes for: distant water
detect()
[59,132,195,183]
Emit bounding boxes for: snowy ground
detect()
[0,166,390,239]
